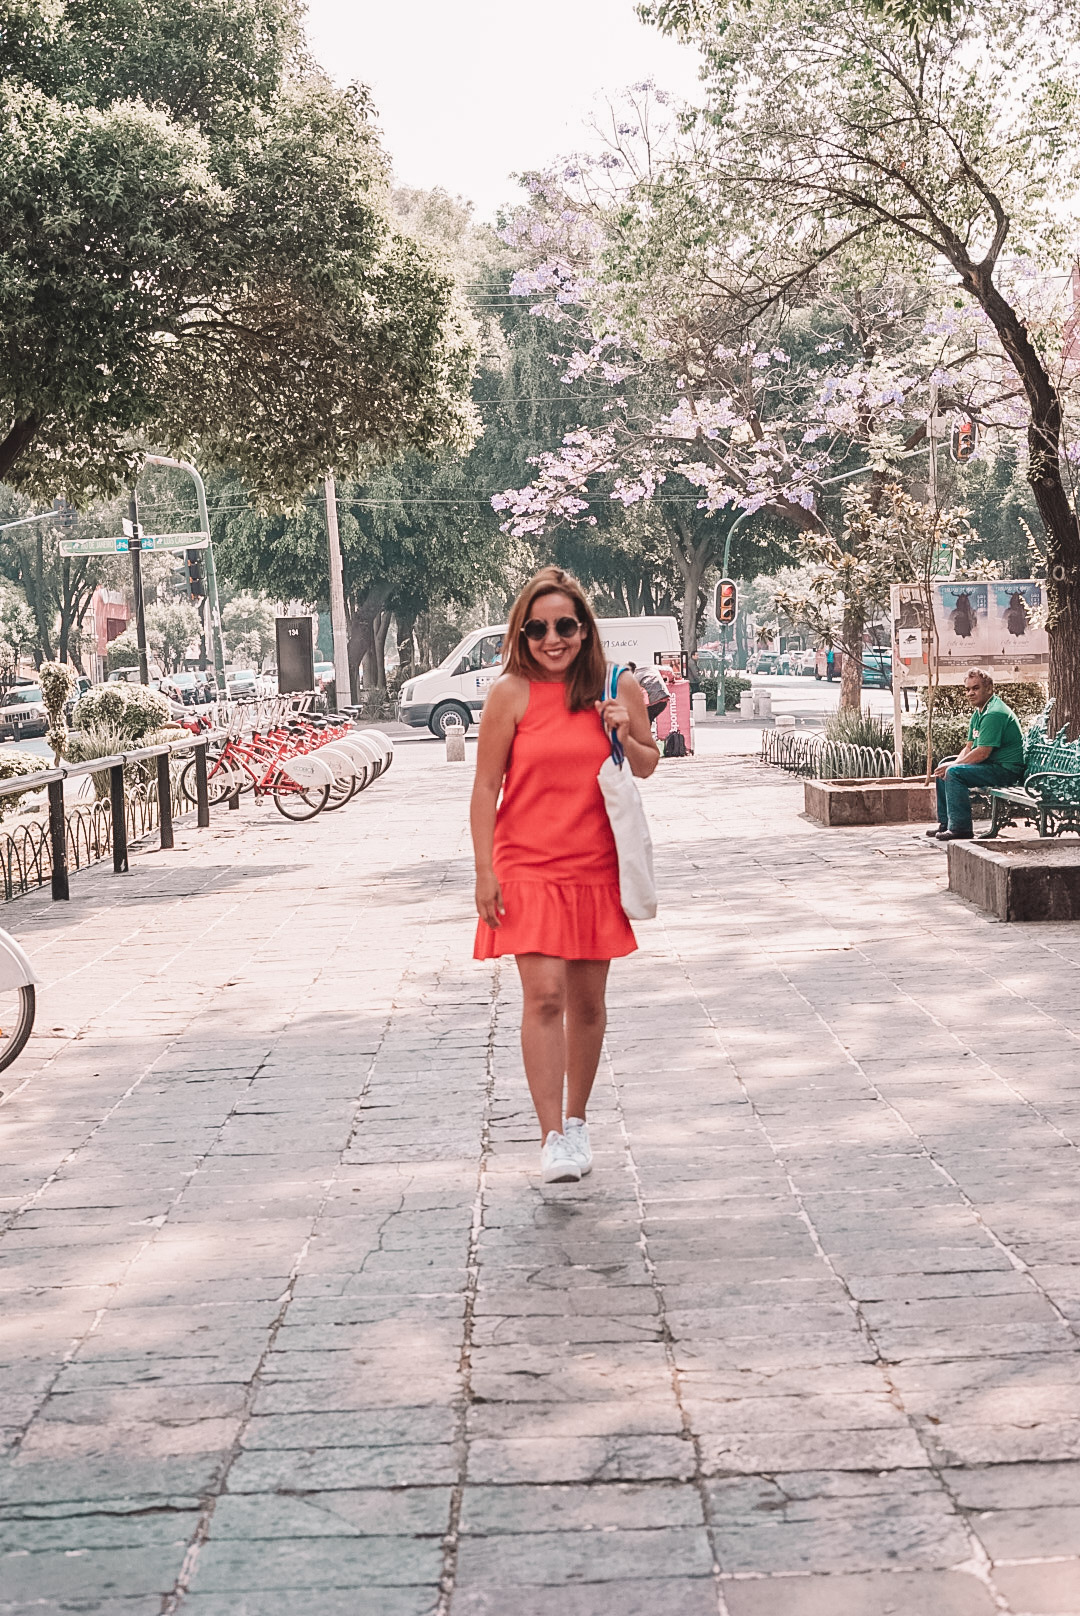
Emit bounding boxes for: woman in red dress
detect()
[471,568,660,1183]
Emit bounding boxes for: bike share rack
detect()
[0,696,396,904]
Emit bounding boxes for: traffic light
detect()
[950,414,978,463]
[715,577,738,625]
[185,550,205,599]
[51,497,77,531]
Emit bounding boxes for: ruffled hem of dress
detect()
[473,878,637,961]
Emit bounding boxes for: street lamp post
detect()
[127,489,150,686]
[141,456,226,691]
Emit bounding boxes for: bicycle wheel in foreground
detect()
[0,984,35,1073]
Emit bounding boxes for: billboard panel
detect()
[891,581,1048,686]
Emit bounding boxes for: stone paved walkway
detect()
[2,742,1080,1615]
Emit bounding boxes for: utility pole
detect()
[324,474,351,706]
[127,489,149,686]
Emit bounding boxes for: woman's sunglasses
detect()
[521,616,583,642]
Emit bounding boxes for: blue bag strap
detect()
[605,663,626,764]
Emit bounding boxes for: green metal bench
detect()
[982,708,1080,839]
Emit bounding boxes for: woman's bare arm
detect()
[470,676,528,927]
[596,673,661,779]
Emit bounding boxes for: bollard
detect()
[691,691,707,720]
[156,752,174,850]
[774,713,796,731]
[445,721,466,762]
[194,741,210,829]
[48,778,69,901]
[739,691,755,717]
[753,689,773,720]
[110,763,128,874]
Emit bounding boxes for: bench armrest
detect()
[1025,770,1080,801]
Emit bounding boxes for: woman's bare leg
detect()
[564,959,610,1122]
[515,954,568,1140]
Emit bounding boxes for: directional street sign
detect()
[58,531,209,558]
[141,532,210,552]
[58,536,129,557]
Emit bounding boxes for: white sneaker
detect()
[540,1131,581,1184]
[564,1117,593,1175]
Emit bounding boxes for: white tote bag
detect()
[597,665,657,921]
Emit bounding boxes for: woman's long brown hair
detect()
[502,566,607,711]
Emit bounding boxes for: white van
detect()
[398,616,682,736]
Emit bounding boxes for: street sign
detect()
[139,531,210,552]
[58,531,209,557]
[58,536,129,556]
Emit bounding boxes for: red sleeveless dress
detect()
[473,679,637,962]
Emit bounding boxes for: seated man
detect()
[931,668,1024,841]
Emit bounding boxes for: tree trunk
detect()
[346,607,373,694]
[373,610,391,688]
[839,602,864,710]
[395,611,417,675]
[0,417,39,483]
[961,267,1080,733]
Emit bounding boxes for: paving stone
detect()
[719,1568,999,1615]
[4,744,1080,1606]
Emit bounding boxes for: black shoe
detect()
[938,830,973,841]
[925,826,946,838]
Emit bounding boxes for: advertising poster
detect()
[936,583,990,661]
[891,581,1049,686]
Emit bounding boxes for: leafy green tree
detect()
[145,601,201,673]
[222,593,277,670]
[0,0,479,505]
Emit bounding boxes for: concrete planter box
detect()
[948,838,1080,921]
[804,777,937,827]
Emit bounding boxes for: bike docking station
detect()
[0,694,394,911]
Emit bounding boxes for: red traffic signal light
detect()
[715,577,738,625]
[950,415,978,464]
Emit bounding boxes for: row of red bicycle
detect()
[179,697,393,821]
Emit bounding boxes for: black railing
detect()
[0,734,219,903]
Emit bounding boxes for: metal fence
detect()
[761,729,897,780]
[0,734,217,904]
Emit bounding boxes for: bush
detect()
[38,660,74,762]
[65,722,182,797]
[722,673,751,712]
[0,749,47,821]
[822,706,971,774]
[73,682,170,742]
[926,681,1046,722]
[823,707,893,750]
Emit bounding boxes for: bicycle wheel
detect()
[272,780,330,821]
[322,772,359,811]
[0,984,35,1073]
[181,755,240,806]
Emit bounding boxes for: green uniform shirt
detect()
[968,694,1024,773]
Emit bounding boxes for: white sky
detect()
[303,0,704,221]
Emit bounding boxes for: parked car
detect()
[63,675,92,721]
[748,651,782,675]
[161,671,201,707]
[106,667,163,687]
[226,669,259,700]
[862,648,893,689]
[313,660,335,691]
[0,685,47,741]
